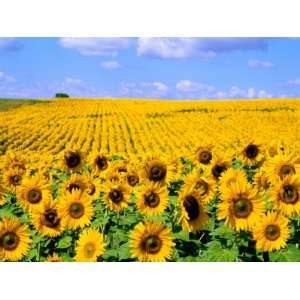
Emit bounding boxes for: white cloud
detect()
[286,78,300,85]
[64,77,83,85]
[0,38,23,51]
[100,60,121,70]
[176,80,215,93]
[0,71,16,82]
[59,38,133,56]
[248,59,273,68]
[120,81,169,98]
[137,38,268,59]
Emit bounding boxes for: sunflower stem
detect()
[263,251,270,262]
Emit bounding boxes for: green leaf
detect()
[201,241,239,262]
[57,236,73,249]
[270,244,300,262]
[174,230,190,241]
[118,242,131,260]
[0,205,16,218]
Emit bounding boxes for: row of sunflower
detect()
[0,135,300,262]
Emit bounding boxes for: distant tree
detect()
[55,93,69,98]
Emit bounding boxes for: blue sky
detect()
[0,37,300,99]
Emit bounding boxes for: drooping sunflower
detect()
[84,172,101,199]
[46,253,64,262]
[194,145,214,165]
[3,167,24,193]
[61,149,85,172]
[219,168,248,194]
[62,174,89,194]
[58,189,94,230]
[130,221,175,262]
[271,175,300,216]
[90,151,110,175]
[179,188,209,232]
[240,140,265,166]
[31,200,63,237]
[209,156,231,181]
[0,217,31,261]
[252,211,289,252]
[141,155,177,185]
[217,181,264,231]
[136,182,168,216]
[184,168,216,204]
[102,182,130,212]
[264,153,300,183]
[16,174,51,212]
[74,229,105,262]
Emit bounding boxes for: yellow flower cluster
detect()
[0,98,300,262]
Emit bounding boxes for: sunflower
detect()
[46,253,64,262]
[109,160,128,175]
[179,188,209,232]
[219,168,248,193]
[271,175,300,216]
[62,174,89,194]
[209,156,231,181]
[58,189,94,230]
[217,181,264,231]
[184,168,216,204]
[130,221,175,262]
[253,169,271,192]
[74,229,105,262]
[90,151,110,175]
[0,217,31,261]
[16,174,51,212]
[240,140,265,166]
[252,211,289,252]
[102,183,130,212]
[61,149,85,172]
[0,184,6,206]
[126,164,140,188]
[264,153,300,183]
[2,152,26,174]
[194,145,213,165]
[136,182,168,216]
[31,200,63,237]
[84,172,101,198]
[141,155,177,185]
[3,167,24,193]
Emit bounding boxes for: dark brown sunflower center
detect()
[142,235,162,254]
[87,183,96,195]
[195,180,209,196]
[67,183,81,192]
[149,164,167,182]
[281,185,299,204]
[109,189,123,204]
[65,152,81,169]
[118,167,127,173]
[27,188,42,204]
[245,144,259,159]
[198,150,212,164]
[10,175,22,186]
[84,242,96,258]
[183,195,200,221]
[95,156,108,170]
[41,209,60,228]
[212,163,227,179]
[69,202,84,219]
[265,224,280,241]
[127,175,139,187]
[233,198,253,218]
[144,192,160,208]
[279,164,295,179]
[0,232,19,251]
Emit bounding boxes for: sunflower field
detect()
[1,98,300,262]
